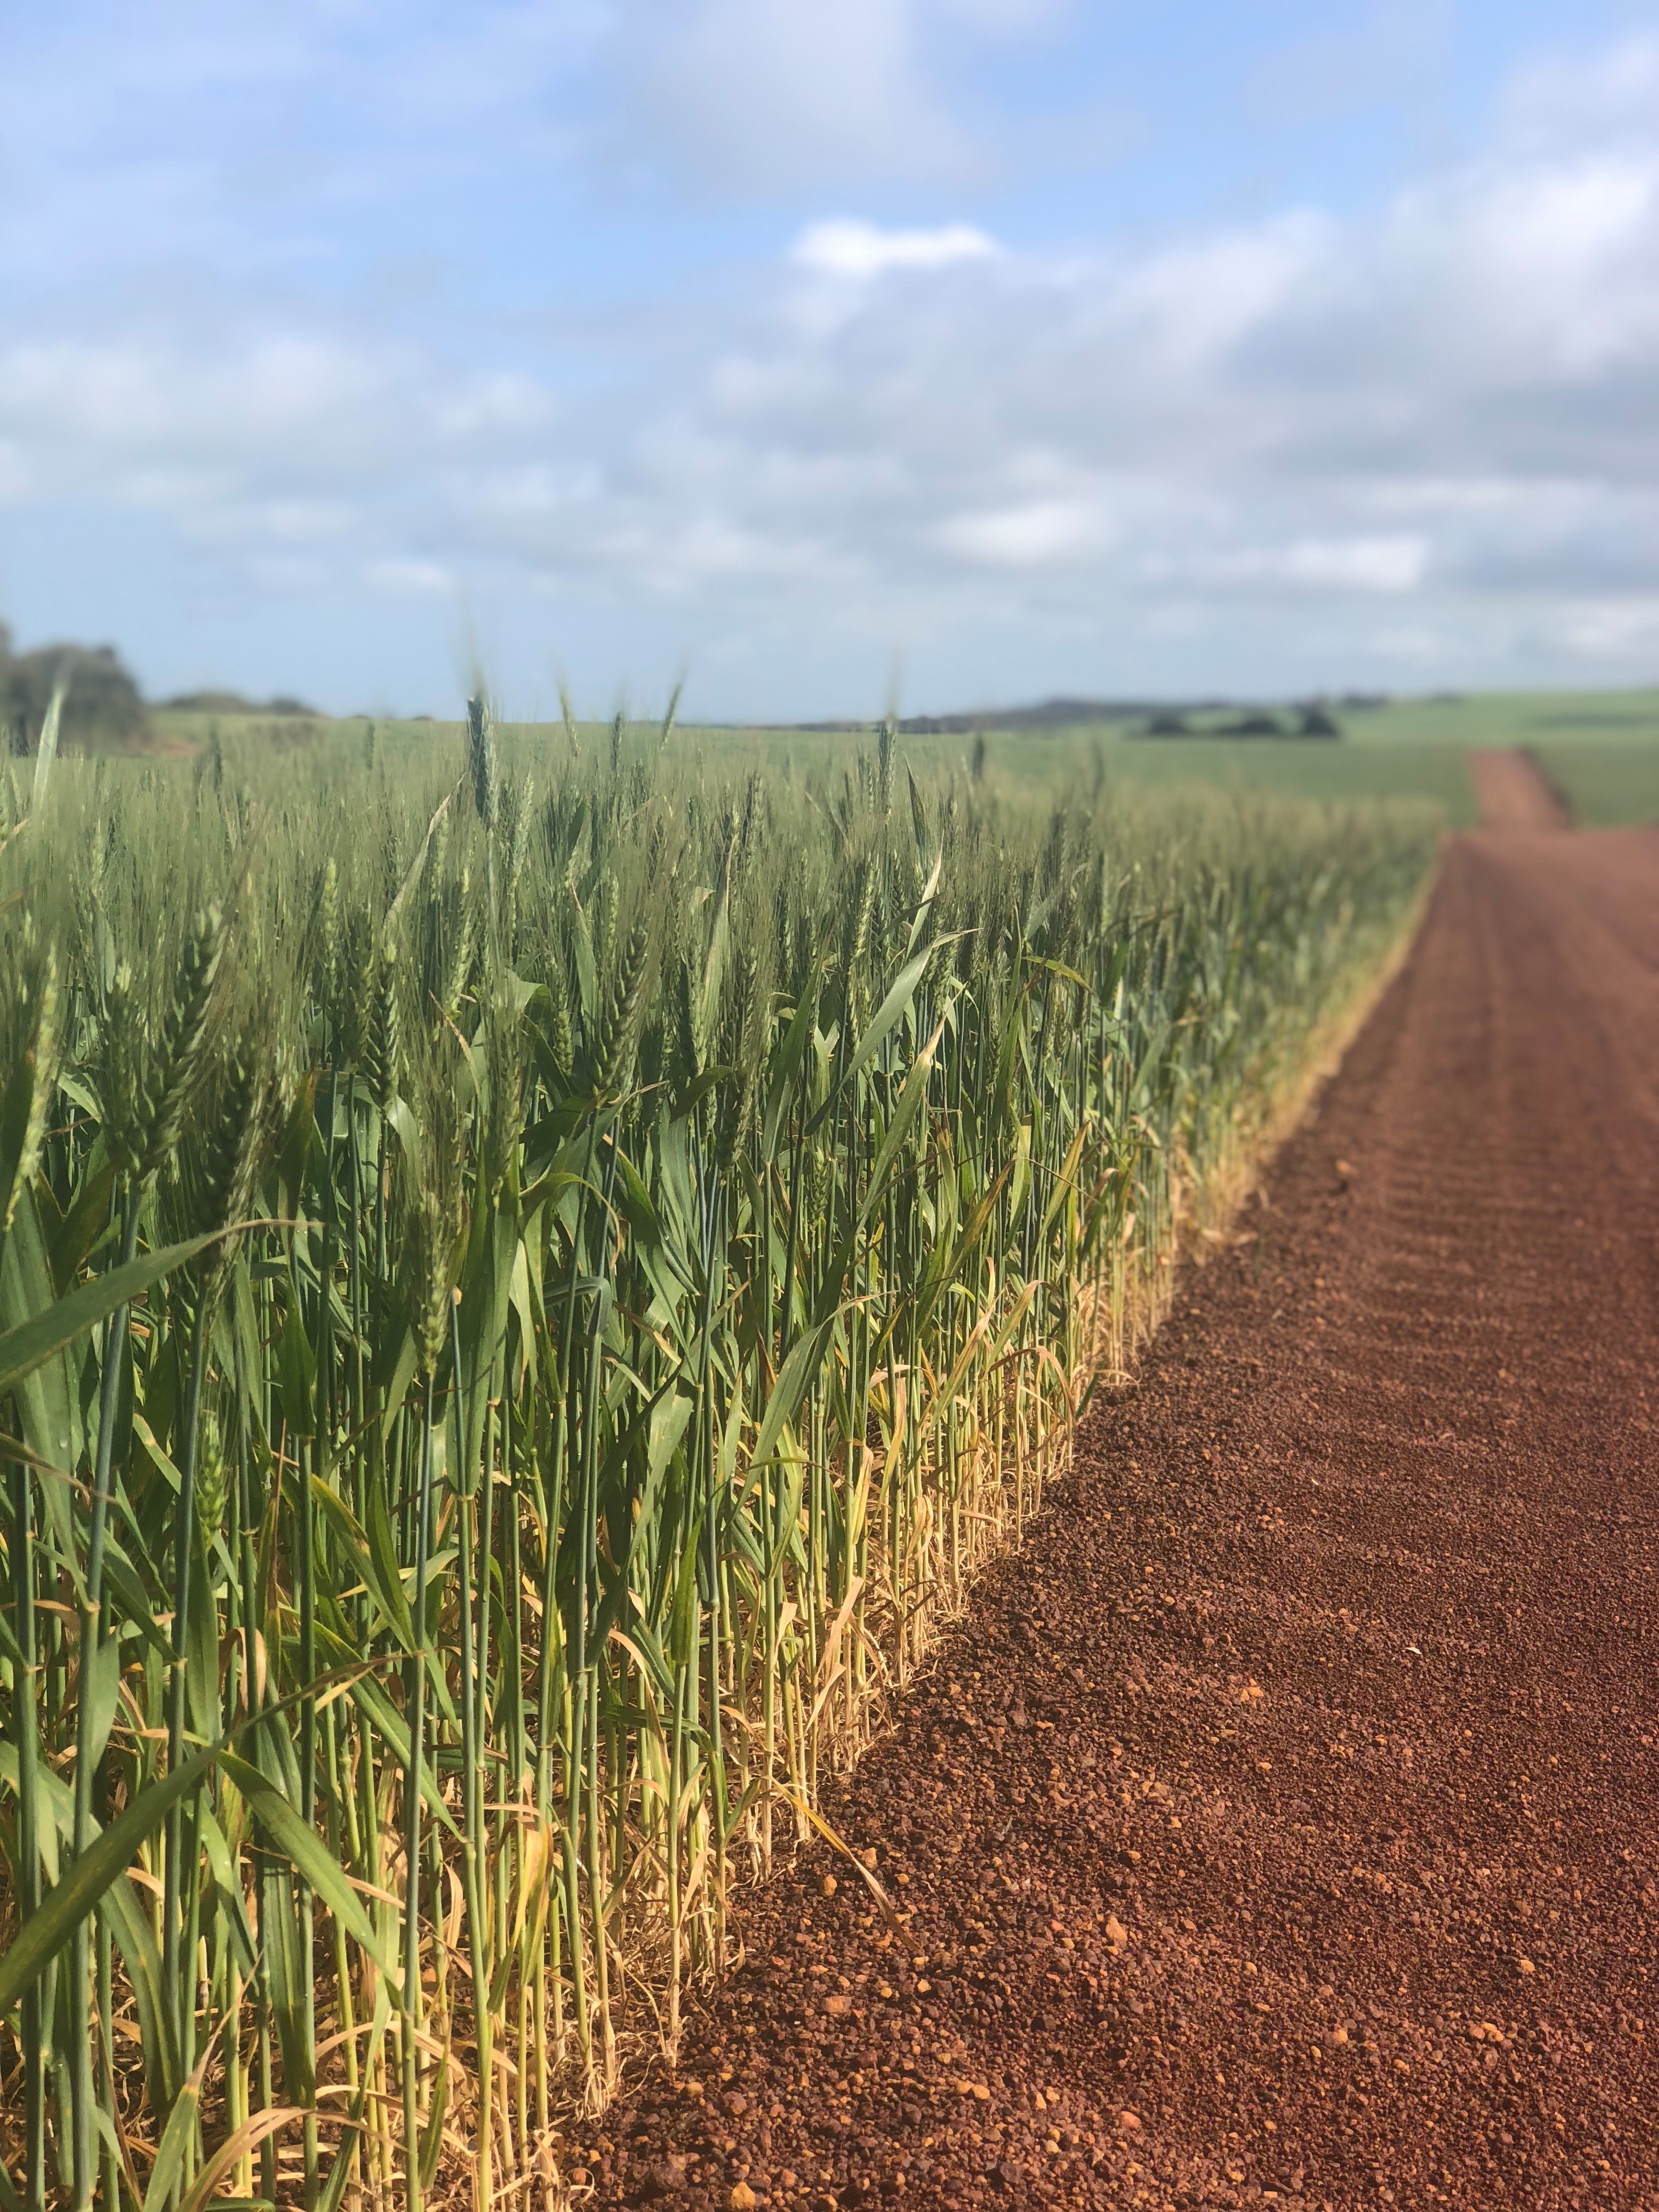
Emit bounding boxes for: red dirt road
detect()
[589,820,1659,2212]
[1468,752,1573,830]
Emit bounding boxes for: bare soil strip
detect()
[1469,751,1573,830]
[590,825,1659,2212]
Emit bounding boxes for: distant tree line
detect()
[159,687,319,716]
[809,693,1379,738]
[1139,703,1343,741]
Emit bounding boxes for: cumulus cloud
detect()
[366,557,458,599]
[1148,537,1432,596]
[5,25,1659,703]
[2,326,417,502]
[934,498,1108,568]
[1499,30,1659,154]
[791,219,1000,278]
[627,0,961,190]
[621,0,1063,191]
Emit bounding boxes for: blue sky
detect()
[3,1,1657,720]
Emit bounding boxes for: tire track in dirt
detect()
[588,821,1659,2212]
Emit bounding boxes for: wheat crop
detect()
[0,715,1436,2209]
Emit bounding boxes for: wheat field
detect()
[0,710,1435,2210]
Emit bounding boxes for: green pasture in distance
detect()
[1391,686,1659,826]
[148,706,1481,823]
[673,687,1651,825]
[952,687,1657,827]
[144,703,340,753]
[1069,732,1479,823]
[566,721,1481,823]
[1357,686,1659,749]
[1534,743,1659,826]
[141,686,1659,831]
[595,715,1480,819]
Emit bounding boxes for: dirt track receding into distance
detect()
[1468,751,1574,830]
[586,762,1659,2212]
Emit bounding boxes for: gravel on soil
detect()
[583,819,1659,2212]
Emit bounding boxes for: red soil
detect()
[1468,752,1572,830]
[588,814,1659,2212]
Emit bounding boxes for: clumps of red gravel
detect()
[584,828,1659,2212]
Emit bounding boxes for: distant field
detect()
[149,711,1482,823]
[1077,734,1480,823]
[1029,688,1659,828]
[142,686,1659,830]
[1358,687,1659,749]
[1533,743,1659,827]
[1359,689,1659,826]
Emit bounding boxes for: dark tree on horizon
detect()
[1,622,149,751]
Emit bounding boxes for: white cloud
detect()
[792,219,1000,278]
[1556,596,1659,659]
[1164,536,1431,595]
[4,331,399,460]
[935,498,1105,567]
[366,557,457,598]
[219,499,356,546]
[621,0,1066,192]
[1500,30,1659,154]
[628,0,962,190]
[433,375,562,439]
[1,4,602,299]
[1111,215,1330,372]
[7,26,1659,706]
